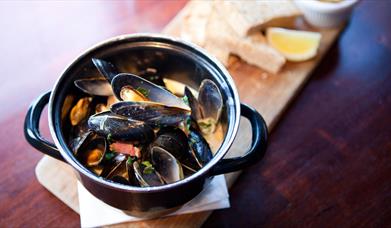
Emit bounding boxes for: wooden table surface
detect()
[0,1,390,227]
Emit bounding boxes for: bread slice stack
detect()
[165,0,301,74]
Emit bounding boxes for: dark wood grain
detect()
[205,1,391,227]
[0,0,390,227]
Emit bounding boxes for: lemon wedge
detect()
[266,28,322,62]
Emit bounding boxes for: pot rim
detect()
[48,33,241,193]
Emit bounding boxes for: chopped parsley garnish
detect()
[197,118,217,134]
[182,95,189,106]
[142,161,153,167]
[198,121,212,128]
[127,156,136,165]
[107,133,113,143]
[136,87,149,97]
[142,161,155,174]
[104,151,115,161]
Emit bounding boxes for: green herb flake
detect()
[142,161,153,167]
[143,166,155,175]
[198,122,212,128]
[142,161,155,174]
[104,151,115,161]
[107,133,113,142]
[136,87,149,97]
[182,95,189,106]
[127,156,136,165]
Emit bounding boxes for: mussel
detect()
[119,86,148,102]
[69,97,93,126]
[133,161,165,187]
[110,101,190,127]
[188,128,213,167]
[152,127,200,172]
[76,134,108,167]
[87,111,155,143]
[103,155,139,186]
[92,58,119,83]
[100,153,127,177]
[198,79,223,122]
[184,79,223,134]
[70,130,92,155]
[111,73,190,110]
[151,146,184,184]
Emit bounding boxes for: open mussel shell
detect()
[105,156,139,186]
[110,101,190,127]
[77,134,107,167]
[74,78,113,96]
[133,161,164,187]
[152,127,201,172]
[198,79,223,122]
[106,159,128,181]
[151,146,184,184]
[111,73,190,110]
[88,111,155,143]
[70,130,93,155]
[100,153,126,177]
[184,86,202,121]
[92,58,119,83]
[126,158,140,186]
[188,128,213,167]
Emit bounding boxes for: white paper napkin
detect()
[78,175,230,227]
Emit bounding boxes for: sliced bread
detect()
[214,0,301,37]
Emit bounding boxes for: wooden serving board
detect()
[36,1,343,227]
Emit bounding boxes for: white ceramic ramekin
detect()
[294,0,359,28]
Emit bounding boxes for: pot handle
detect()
[209,103,268,176]
[24,91,65,162]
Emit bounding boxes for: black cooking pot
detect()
[24,34,268,218]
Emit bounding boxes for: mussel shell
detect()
[152,127,200,172]
[111,73,190,110]
[106,158,128,179]
[184,86,202,121]
[151,146,184,184]
[133,161,164,187]
[88,111,155,143]
[188,128,213,167]
[126,158,140,186]
[74,78,113,96]
[100,153,127,177]
[70,130,93,155]
[92,58,119,83]
[106,157,139,186]
[77,134,107,167]
[198,79,223,122]
[110,101,190,127]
